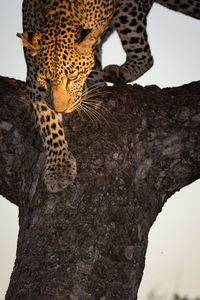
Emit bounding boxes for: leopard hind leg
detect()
[103,0,154,84]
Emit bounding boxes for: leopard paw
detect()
[44,151,77,193]
[102,64,128,84]
[103,59,153,84]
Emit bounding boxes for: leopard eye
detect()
[68,71,79,81]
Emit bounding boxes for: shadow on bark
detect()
[0,76,200,300]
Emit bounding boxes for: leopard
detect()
[18,0,200,193]
[18,0,116,193]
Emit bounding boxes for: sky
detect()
[0,1,200,299]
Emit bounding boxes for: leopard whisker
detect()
[78,104,97,122]
[82,89,111,99]
[82,87,102,98]
[80,102,110,126]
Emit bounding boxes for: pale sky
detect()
[0,1,200,299]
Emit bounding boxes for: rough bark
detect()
[0,75,199,300]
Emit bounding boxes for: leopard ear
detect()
[75,29,101,55]
[17,32,40,55]
[77,28,92,44]
[17,32,35,48]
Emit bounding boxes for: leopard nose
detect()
[51,85,71,113]
[50,77,71,113]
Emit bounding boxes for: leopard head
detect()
[17,25,101,113]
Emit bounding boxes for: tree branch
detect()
[0,76,199,299]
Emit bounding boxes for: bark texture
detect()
[0,76,200,300]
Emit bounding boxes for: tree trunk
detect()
[0,75,199,300]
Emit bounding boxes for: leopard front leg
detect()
[32,101,77,193]
[103,0,154,84]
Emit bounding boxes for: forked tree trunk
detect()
[0,76,200,300]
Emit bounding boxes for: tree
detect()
[0,75,199,300]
